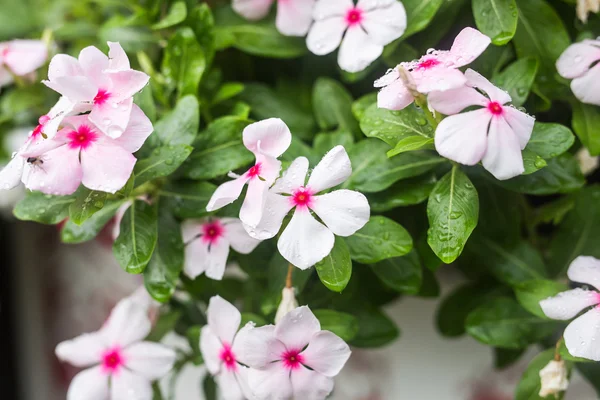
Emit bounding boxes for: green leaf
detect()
[360,104,435,148]
[186,326,204,365]
[189,4,216,65]
[14,191,76,225]
[159,181,216,219]
[61,200,125,244]
[203,375,217,400]
[312,78,360,138]
[572,101,600,156]
[345,216,413,264]
[315,237,352,293]
[515,349,571,400]
[522,149,547,175]
[466,297,558,349]
[350,308,400,348]
[368,174,437,211]
[495,347,525,370]
[134,144,193,186]
[152,1,187,30]
[113,200,158,274]
[473,0,518,46]
[514,280,569,319]
[212,82,245,105]
[154,95,200,146]
[147,310,182,342]
[371,251,422,295]
[525,123,575,159]
[313,131,354,156]
[492,57,538,106]
[241,312,268,327]
[134,84,157,123]
[427,167,479,264]
[532,195,576,226]
[162,28,206,97]
[403,0,445,37]
[383,41,420,67]
[69,189,108,226]
[387,136,434,157]
[313,309,359,341]
[351,93,377,121]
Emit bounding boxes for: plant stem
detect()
[414,96,438,129]
[555,337,564,361]
[285,264,294,289]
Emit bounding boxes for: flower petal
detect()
[448,27,491,68]
[234,366,255,400]
[377,79,414,111]
[465,69,511,105]
[278,208,335,269]
[540,288,600,320]
[272,156,309,194]
[232,0,273,20]
[276,0,316,36]
[89,97,134,138]
[306,17,347,56]
[47,54,84,81]
[110,368,153,400]
[3,40,47,76]
[564,307,600,361]
[240,178,269,229]
[482,116,524,180]
[248,362,293,399]
[243,118,292,158]
[503,107,535,150]
[310,189,370,237]
[78,46,110,89]
[56,332,106,367]
[105,70,150,103]
[313,0,353,18]
[300,330,351,377]
[22,145,82,195]
[556,42,600,79]
[113,104,154,152]
[66,366,109,400]
[123,342,176,380]
[200,325,223,375]
[244,192,294,240]
[571,63,600,106]
[307,145,352,192]
[43,96,77,139]
[291,366,335,400]
[428,85,488,115]
[107,42,130,70]
[43,76,97,102]
[568,256,600,290]
[0,156,25,191]
[217,368,245,400]
[80,140,136,194]
[222,218,261,254]
[338,25,383,73]
[360,1,407,46]
[356,0,396,10]
[183,237,208,279]
[234,324,286,368]
[434,108,490,165]
[100,299,151,348]
[413,66,467,94]
[208,295,242,345]
[204,239,231,281]
[206,175,249,212]
[274,306,321,351]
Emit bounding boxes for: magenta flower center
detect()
[101,347,124,374]
[219,344,237,371]
[487,101,504,116]
[67,124,99,150]
[94,89,111,106]
[417,58,441,70]
[291,187,313,208]
[247,162,262,179]
[202,221,224,245]
[281,349,304,370]
[32,115,50,138]
[345,8,363,25]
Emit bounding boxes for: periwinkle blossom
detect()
[238,306,351,400]
[0,39,47,87]
[428,69,535,180]
[540,256,600,361]
[43,42,149,138]
[245,145,370,269]
[556,38,600,106]
[306,0,407,73]
[200,296,253,400]
[232,0,316,36]
[55,296,176,400]
[577,0,600,23]
[374,27,491,111]
[181,217,261,280]
[206,118,292,228]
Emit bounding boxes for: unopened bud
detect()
[539,360,569,398]
[576,147,599,176]
[275,287,298,324]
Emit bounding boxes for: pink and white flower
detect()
[206,118,292,228]
[428,69,535,180]
[375,27,491,111]
[55,296,176,400]
[20,104,152,195]
[0,39,47,87]
[237,305,351,400]
[232,0,316,37]
[43,42,149,138]
[306,0,407,73]
[540,256,600,361]
[556,38,600,106]
[182,217,261,280]
[245,145,370,269]
[200,296,253,400]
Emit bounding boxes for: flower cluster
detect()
[0,39,47,89]
[0,42,152,195]
[200,295,351,400]
[233,0,407,72]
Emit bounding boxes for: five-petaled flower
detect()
[55,296,176,400]
[206,118,292,229]
[556,38,600,106]
[428,69,535,180]
[233,0,316,37]
[375,27,491,111]
[307,0,407,73]
[237,305,351,399]
[540,256,600,361]
[245,145,370,269]
[181,217,261,280]
[0,39,47,88]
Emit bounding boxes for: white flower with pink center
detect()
[181,217,261,280]
[237,305,351,399]
[43,42,149,138]
[428,69,535,180]
[55,296,176,400]
[19,104,152,195]
[245,145,370,269]
[540,256,600,361]
[0,39,47,87]
[375,27,491,111]
[206,118,292,228]
[306,0,407,73]
[556,38,600,106]
[232,0,316,36]
[200,296,254,400]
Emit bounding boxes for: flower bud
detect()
[275,287,298,324]
[539,360,569,398]
[576,147,599,176]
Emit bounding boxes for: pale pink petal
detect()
[248,363,293,399]
[19,134,67,158]
[234,324,286,368]
[374,68,399,88]
[183,237,208,279]
[356,0,396,11]
[571,63,600,106]
[240,178,269,228]
[277,0,316,36]
[0,156,25,190]
[206,175,250,212]
[313,0,353,17]
[243,118,292,158]
[207,295,242,345]
[200,325,223,375]
[204,239,231,280]
[306,18,347,56]
[232,0,274,20]
[448,27,491,68]
[434,109,490,165]
[291,366,335,399]
[243,192,294,240]
[221,218,261,254]
[428,86,488,115]
[564,307,600,361]
[557,42,600,79]
[22,145,82,195]
[234,366,254,400]
[360,1,407,46]
[377,79,414,111]
[3,40,47,76]
[271,156,309,194]
[310,189,370,236]
[217,368,245,400]
[110,368,153,400]
[46,54,84,81]
[106,70,150,103]
[122,342,176,380]
[414,67,467,94]
[503,107,535,150]
[55,332,106,367]
[338,25,383,73]
[113,104,154,152]
[275,306,321,350]
[255,152,282,183]
[300,330,351,377]
[482,117,524,180]
[540,288,600,320]
[43,96,77,139]
[307,145,352,193]
[43,76,97,102]
[66,366,109,400]
[107,42,130,70]
[80,141,136,193]
[100,299,151,348]
[568,256,600,290]
[181,219,202,243]
[465,69,511,104]
[89,97,134,138]
[78,46,110,89]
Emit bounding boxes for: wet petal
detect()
[123,342,176,380]
[571,63,600,106]
[568,256,600,290]
[47,54,84,81]
[338,25,383,73]
[291,366,335,399]
[221,218,261,254]
[200,325,223,375]
[557,42,600,79]
[107,42,130,70]
[204,239,231,281]
[482,116,524,180]
[276,0,316,36]
[66,366,109,400]
[271,156,309,195]
[377,79,414,111]
[217,368,245,400]
[248,362,293,399]
[428,85,488,115]
[242,118,292,158]
[313,0,353,18]
[206,175,249,212]
[234,324,286,368]
[503,107,535,150]
[300,331,351,377]
[448,27,491,68]
[110,368,153,400]
[540,288,600,320]
[243,192,294,240]
[105,70,150,103]
[563,307,600,361]
[310,189,370,236]
[306,17,347,56]
[360,1,407,46]
[80,140,136,194]
[78,46,110,89]
[207,295,242,345]
[0,155,25,191]
[414,67,467,94]
[434,108,490,166]
[307,145,352,193]
[113,104,154,153]
[89,97,134,138]
[183,236,209,279]
[239,178,269,229]
[22,145,82,195]
[274,306,321,351]
[465,68,511,104]
[43,76,97,102]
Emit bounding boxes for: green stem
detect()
[414,96,438,130]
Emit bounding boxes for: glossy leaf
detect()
[13,191,76,225]
[514,279,569,319]
[350,308,400,348]
[492,57,538,106]
[367,174,437,211]
[152,1,187,30]
[134,144,193,187]
[61,200,125,244]
[313,309,359,341]
[162,28,206,97]
[69,188,107,226]
[525,123,575,159]
[360,104,435,148]
[403,0,445,37]
[159,181,216,219]
[345,216,413,264]
[572,101,600,156]
[154,95,200,146]
[473,0,518,46]
[315,237,352,293]
[312,78,360,138]
[371,251,422,295]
